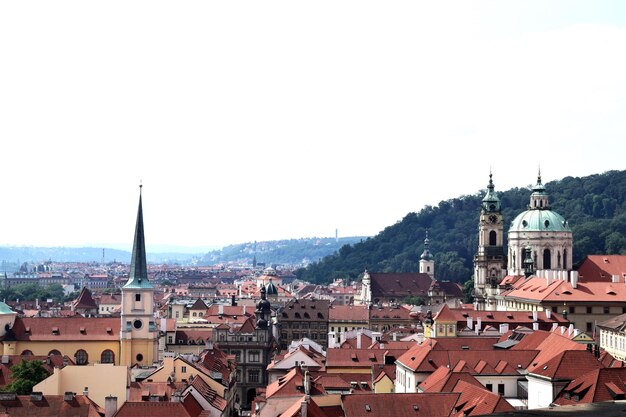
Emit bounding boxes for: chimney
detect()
[105,396,117,417]
[301,399,308,417]
[612,274,620,283]
[356,331,362,349]
[570,271,578,289]
[532,311,538,321]
[476,317,482,331]
[416,333,424,344]
[546,309,552,319]
[499,323,509,334]
[218,304,224,315]
[532,322,539,331]
[392,332,397,342]
[83,387,89,397]
[568,324,574,337]
[551,323,558,331]
[560,326,566,334]
[467,317,473,330]
[64,392,74,402]
[328,332,336,349]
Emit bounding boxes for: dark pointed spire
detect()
[124,184,153,289]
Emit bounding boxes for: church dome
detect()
[266,278,278,296]
[263,267,277,276]
[509,209,571,233]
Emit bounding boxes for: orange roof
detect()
[328,305,368,322]
[10,317,119,341]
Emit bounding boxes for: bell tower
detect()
[473,172,507,310]
[120,185,158,366]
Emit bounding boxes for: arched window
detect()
[489,231,497,246]
[563,249,568,270]
[48,349,61,357]
[75,349,88,365]
[101,349,115,364]
[21,350,33,356]
[543,249,551,270]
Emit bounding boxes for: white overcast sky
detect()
[1,1,625,251]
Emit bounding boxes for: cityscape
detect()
[0,170,625,416]
[2,2,626,417]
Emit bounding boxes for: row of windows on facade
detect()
[235,369,260,383]
[281,332,322,340]
[21,349,115,365]
[227,350,261,363]
[504,300,626,316]
[217,333,266,342]
[284,322,326,329]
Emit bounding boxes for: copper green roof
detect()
[510,209,571,233]
[123,187,153,290]
[481,172,501,212]
[0,301,15,315]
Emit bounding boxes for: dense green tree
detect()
[5,360,49,394]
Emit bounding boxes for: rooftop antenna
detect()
[102,248,105,266]
[335,228,338,243]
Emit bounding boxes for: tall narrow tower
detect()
[120,185,158,366]
[473,172,507,310]
[419,231,435,279]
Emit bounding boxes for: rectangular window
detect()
[232,350,241,362]
[135,294,141,302]
[604,306,610,314]
[486,384,493,392]
[168,336,173,344]
[248,370,260,383]
[586,322,593,332]
[181,366,187,373]
[551,306,558,313]
[569,306,575,314]
[249,351,260,362]
[498,384,505,395]
[587,306,592,314]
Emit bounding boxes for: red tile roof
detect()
[555,368,626,405]
[451,380,515,416]
[8,317,120,341]
[0,394,101,417]
[529,349,603,380]
[577,255,626,282]
[113,401,198,417]
[341,392,460,417]
[328,305,368,322]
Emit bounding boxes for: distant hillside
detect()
[0,246,199,266]
[199,237,367,266]
[296,170,626,284]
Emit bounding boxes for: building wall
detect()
[2,340,121,365]
[475,376,520,398]
[600,328,626,361]
[373,374,394,393]
[34,363,127,410]
[527,375,554,410]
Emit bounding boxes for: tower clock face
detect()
[489,214,498,223]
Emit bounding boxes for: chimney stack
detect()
[83,387,88,397]
[105,396,117,417]
[570,271,578,289]
[546,309,552,319]
[356,331,362,349]
[612,274,620,283]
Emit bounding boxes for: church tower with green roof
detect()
[473,172,507,310]
[120,185,158,366]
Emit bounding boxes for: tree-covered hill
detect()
[296,170,626,284]
[199,237,366,266]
